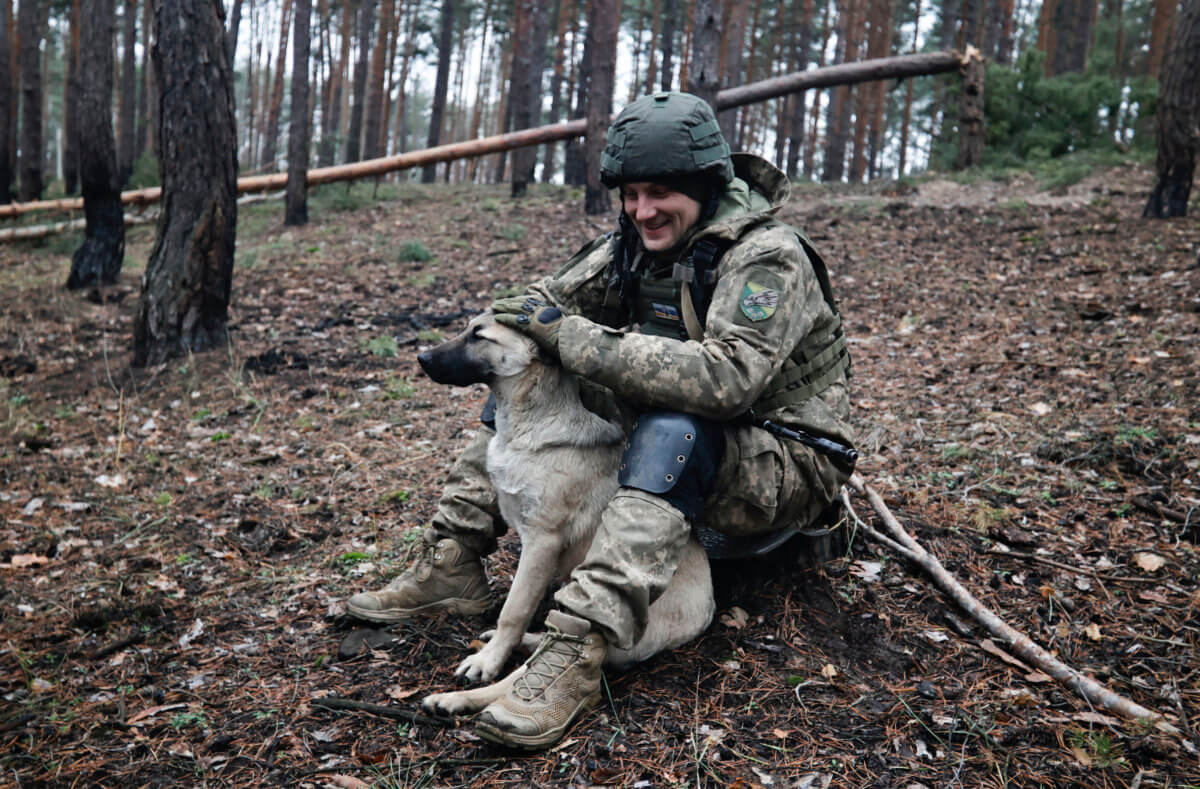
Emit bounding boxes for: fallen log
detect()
[0,50,967,221]
[843,473,1180,735]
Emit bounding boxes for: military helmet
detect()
[600,92,734,189]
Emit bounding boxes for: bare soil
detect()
[1,166,1198,788]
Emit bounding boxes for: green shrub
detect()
[397,240,432,262]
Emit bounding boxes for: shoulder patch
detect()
[740,281,779,321]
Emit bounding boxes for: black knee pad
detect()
[618,410,725,520]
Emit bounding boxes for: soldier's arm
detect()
[556,227,821,421]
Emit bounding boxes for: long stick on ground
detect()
[844,473,1179,735]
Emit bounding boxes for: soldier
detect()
[347,91,854,749]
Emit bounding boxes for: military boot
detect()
[346,530,490,623]
[474,610,606,749]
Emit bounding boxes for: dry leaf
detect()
[1029,402,1052,416]
[7,553,50,568]
[1070,746,1092,767]
[327,775,373,789]
[1133,552,1165,573]
[385,685,420,701]
[1083,623,1102,641]
[821,663,838,679]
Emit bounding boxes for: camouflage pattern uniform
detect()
[425,151,853,650]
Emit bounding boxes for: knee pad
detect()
[618,410,725,521]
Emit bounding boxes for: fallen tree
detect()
[0,50,971,223]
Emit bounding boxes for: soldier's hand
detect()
[492,295,563,358]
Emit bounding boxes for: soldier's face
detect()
[620,182,703,252]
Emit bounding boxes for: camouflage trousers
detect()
[428,405,848,649]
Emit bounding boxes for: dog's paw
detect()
[422,690,474,718]
[455,645,507,684]
[480,629,541,655]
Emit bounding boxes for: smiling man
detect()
[348,91,855,749]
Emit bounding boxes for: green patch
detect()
[739,281,779,322]
[397,240,432,262]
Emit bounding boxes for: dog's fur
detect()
[417,312,714,717]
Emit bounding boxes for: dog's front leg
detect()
[456,533,563,683]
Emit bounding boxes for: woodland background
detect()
[0,0,1188,203]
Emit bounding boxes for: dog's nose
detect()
[416,351,432,375]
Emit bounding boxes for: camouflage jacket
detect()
[528,153,853,451]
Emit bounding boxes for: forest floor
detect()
[0,161,1198,788]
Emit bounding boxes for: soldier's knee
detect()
[618,410,725,520]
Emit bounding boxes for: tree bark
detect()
[137,0,152,158]
[784,0,814,178]
[227,0,243,66]
[345,0,375,163]
[17,0,42,201]
[563,0,591,186]
[956,46,985,169]
[0,0,10,202]
[319,0,352,166]
[898,0,921,176]
[541,0,570,182]
[134,0,237,367]
[67,0,124,290]
[1144,0,1199,218]
[1147,0,1177,78]
[362,0,392,160]
[659,0,677,90]
[259,0,293,168]
[286,0,311,224]
[689,0,721,112]
[421,0,454,182]
[1048,0,1095,75]
[584,0,619,215]
[62,0,81,195]
[717,0,747,142]
[118,0,138,184]
[511,0,552,195]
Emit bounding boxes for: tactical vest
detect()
[630,222,851,413]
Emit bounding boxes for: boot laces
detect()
[385,540,437,589]
[512,625,588,702]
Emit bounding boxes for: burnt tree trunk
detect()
[286,0,311,224]
[956,47,985,169]
[17,0,42,201]
[659,0,677,90]
[1144,0,1199,218]
[118,0,138,184]
[584,0,619,215]
[62,0,81,194]
[67,0,124,289]
[134,0,237,367]
[0,0,10,202]
[421,0,454,183]
[689,0,721,111]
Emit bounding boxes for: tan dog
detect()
[415,312,714,717]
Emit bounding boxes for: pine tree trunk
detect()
[393,0,419,155]
[898,0,921,176]
[66,0,124,290]
[627,0,645,103]
[644,0,661,94]
[0,0,11,203]
[227,0,243,65]
[563,1,591,186]
[467,0,494,178]
[362,0,392,160]
[118,0,138,184]
[1144,0,1199,218]
[134,0,237,367]
[660,0,677,90]
[822,0,854,182]
[541,0,570,182]
[260,0,294,168]
[62,0,81,195]
[783,0,814,178]
[803,0,831,178]
[136,0,153,158]
[17,0,42,201]
[584,0,620,215]
[319,0,352,166]
[345,0,375,163]
[511,0,552,195]
[1147,0,1177,78]
[679,0,694,89]
[717,0,747,141]
[286,0,311,224]
[689,0,721,111]
[421,0,454,182]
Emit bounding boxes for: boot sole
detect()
[473,690,601,750]
[346,596,491,623]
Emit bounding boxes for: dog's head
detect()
[417,312,543,387]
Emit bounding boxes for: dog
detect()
[414,311,715,718]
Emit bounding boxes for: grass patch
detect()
[397,240,432,262]
[363,335,399,358]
